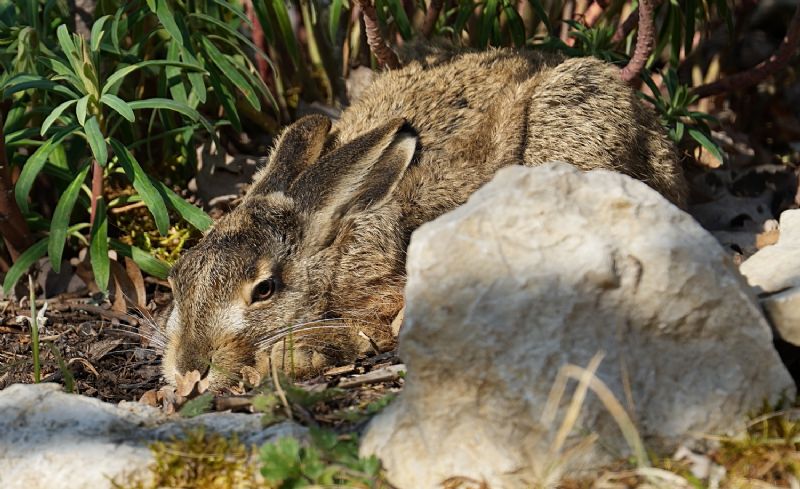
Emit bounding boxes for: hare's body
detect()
[163,48,686,388]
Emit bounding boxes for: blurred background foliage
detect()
[0,0,795,296]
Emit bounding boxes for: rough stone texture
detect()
[740,209,800,346]
[361,163,795,489]
[0,383,304,489]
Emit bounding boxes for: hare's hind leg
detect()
[519,57,687,207]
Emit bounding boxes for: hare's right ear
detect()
[249,114,332,195]
[289,118,417,249]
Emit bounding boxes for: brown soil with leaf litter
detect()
[0,286,403,419]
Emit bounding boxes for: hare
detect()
[161,47,687,389]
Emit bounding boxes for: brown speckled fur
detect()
[162,47,687,388]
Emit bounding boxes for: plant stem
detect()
[28,274,40,383]
[620,0,655,83]
[356,0,401,69]
[422,0,444,38]
[0,103,32,261]
[692,2,800,99]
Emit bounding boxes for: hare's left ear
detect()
[249,114,332,196]
[289,118,417,248]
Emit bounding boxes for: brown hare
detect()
[161,47,687,389]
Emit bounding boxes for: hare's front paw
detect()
[268,343,340,379]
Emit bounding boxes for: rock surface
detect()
[740,209,800,346]
[361,163,795,489]
[0,383,304,489]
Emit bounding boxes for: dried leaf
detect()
[87,337,123,360]
[175,369,202,397]
[139,389,159,406]
[124,257,147,310]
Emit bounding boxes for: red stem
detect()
[244,0,269,84]
[356,0,401,69]
[619,0,655,83]
[692,2,800,99]
[0,103,32,261]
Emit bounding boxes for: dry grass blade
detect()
[270,348,293,420]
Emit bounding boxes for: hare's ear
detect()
[250,114,332,195]
[289,118,417,247]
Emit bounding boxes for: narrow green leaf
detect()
[504,2,526,47]
[3,238,48,295]
[111,7,124,53]
[479,0,500,48]
[102,60,206,95]
[266,0,300,68]
[128,98,201,121]
[75,94,90,126]
[110,139,170,235]
[2,77,78,99]
[189,13,271,64]
[90,198,110,292]
[154,0,183,42]
[84,116,107,166]
[527,0,551,33]
[201,38,260,111]
[151,178,213,231]
[688,128,724,163]
[56,24,81,75]
[385,0,412,40]
[90,15,111,52]
[110,240,171,279]
[207,70,241,132]
[48,163,91,272]
[210,0,252,26]
[100,94,135,122]
[15,125,78,212]
[329,0,344,41]
[166,40,188,105]
[40,99,77,136]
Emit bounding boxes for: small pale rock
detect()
[740,209,800,293]
[762,288,800,345]
[0,383,304,489]
[361,163,794,489]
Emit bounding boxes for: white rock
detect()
[740,209,800,345]
[740,209,800,293]
[762,288,800,345]
[361,163,794,489]
[0,383,304,489]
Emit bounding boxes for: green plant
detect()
[260,428,388,488]
[0,0,274,294]
[641,69,723,162]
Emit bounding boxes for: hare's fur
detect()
[162,48,687,388]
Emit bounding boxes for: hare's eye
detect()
[252,279,276,303]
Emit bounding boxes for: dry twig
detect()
[692,2,800,99]
[356,0,401,69]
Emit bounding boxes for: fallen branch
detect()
[356,0,401,69]
[692,2,800,99]
[619,0,655,83]
[422,0,445,38]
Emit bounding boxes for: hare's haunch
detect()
[162,48,687,389]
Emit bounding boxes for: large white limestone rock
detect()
[361,163,794,489]
[0,383,304,489]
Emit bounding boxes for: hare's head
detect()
[161,115,417,389]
